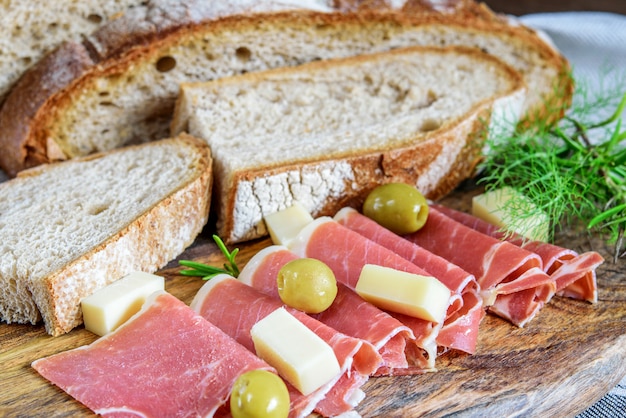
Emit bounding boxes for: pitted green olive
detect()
[363,183,429,235]
[230,369,290,418]
[277,258,338,314]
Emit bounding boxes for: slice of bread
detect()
[172,46,526,243]
[0,133,212,336]
[0,2,571,177]
[0,0,147,105]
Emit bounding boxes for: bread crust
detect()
[0,3,571,177]
[3,134,212,336]
[174,44,524,243]
[0,42,95,176]
[218,104,492,243]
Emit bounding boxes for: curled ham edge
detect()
[285,215,458,371]
[32,291,275,418]
[431,203,603,303]
[238,244,418,375]
[333,207,485,355]
[190,274,380,418]
[402,206,558,327]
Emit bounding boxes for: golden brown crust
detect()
[218,104,499,244]
[0,42,95,177]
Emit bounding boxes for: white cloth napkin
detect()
[521,11,626,125]
[520,11,626,418]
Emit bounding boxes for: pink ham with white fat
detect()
[334,207,485,355]
[432,204,603,303]
[190,275,381,418]
[238,245,416,375]
[404,206,557,327]
[288,216,455,371]
[32,291,273,417]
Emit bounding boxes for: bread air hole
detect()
[421,118,441,132]
[235,47,252,62]
[156,56,177,72]
[87,14,103,24]
[87,203,109,216]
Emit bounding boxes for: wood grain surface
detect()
[1,185,625,418]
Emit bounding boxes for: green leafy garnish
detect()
[479,71,626,262]
[179,235,240,280]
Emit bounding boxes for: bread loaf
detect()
[172,45,526,243]
[0,0,147,105]
[0,1,571,177]
[0,133,212,336]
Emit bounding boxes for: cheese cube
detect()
[355,264,450,323]
[264,202,314,246]
[472,187,549,242]
[251,307,340,396]
[81,271,165,336]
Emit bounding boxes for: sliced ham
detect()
[432,204,603,303]
[404,206,557,327]
[288,217,454,371]
[334,207,484,355]
[190,275,380,418]
[238,245,415,374]
[32,291,272,417]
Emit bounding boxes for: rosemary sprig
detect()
[179,235,240,280]
[479,73,626,262]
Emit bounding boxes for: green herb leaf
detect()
[178,235,240,280]
[479,72,626,261]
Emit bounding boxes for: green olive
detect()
[362,183,429,235]
[277,258,338,314]
[230,369,290,418]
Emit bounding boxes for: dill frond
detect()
[479,68,626,261]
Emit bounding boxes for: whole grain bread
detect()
[0,0,571,177]
[0,0,148,105]
[172,45,526,243]
[0,133,212,336]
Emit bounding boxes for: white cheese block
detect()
[250,307,340,396]
[81,271,165,336]
[355,264,450,323]
[472,187,549,242]
[263,202,314,246]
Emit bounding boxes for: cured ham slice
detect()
[32,291,272,417]
[334,207,484,355]
[404,206,556,327]
[288,217,454,371]
[190,275,381,418]
[432,204,603,303]
[239,245,415,374]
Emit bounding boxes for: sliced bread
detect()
[0,0,148,105]
[171,45,526,243]
[0,133,212,336]
[0,2,571,176]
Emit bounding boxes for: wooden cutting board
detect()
[1,186,625,417]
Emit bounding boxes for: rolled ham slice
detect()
[334,207,484,355]
[190,275,381,418]
[404,206,557,327]
[32,291,272,417]
[432,203,603,303]
[288,217,455,371]
[239,245,415,374]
